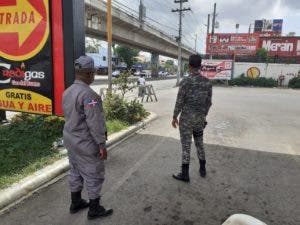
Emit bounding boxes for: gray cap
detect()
[75,55,95,72]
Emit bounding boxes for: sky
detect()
[94,0,300,61]
[109,0,300,54]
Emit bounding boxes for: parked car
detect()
[112,70,121,77]
[134,70,141,76]
[159,71,169,77]
[134,70,151,78]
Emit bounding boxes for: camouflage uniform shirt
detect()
[173,73,212,119]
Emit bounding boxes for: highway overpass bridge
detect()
[84,0,195,73]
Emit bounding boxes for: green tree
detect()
[165,60,174,66]
[114,45,140,69]
[85,37,101,53]
[256,48,269,62]
[112,71,135,98]
[164,60,175,73]
[85,45,97,53]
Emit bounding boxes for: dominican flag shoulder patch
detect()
[87,99,98,107]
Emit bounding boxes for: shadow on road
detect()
[1,134,299,225]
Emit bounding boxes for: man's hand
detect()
[172,118,179,128]
[99,147,108,160]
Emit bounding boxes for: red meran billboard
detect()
[259,37,300,57]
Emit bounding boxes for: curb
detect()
[0,112,158,211]
[93,75,177,85]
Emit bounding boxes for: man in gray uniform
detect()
[172,54,212,182]
[63,55,113,220]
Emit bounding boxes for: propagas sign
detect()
[0,0,53,115]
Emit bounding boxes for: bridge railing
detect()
[86,0,195,53]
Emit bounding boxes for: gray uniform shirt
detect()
[63,80,106,155]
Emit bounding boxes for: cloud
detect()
[113,0,299,52]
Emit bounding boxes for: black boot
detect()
[87,198,113,220]
[199,160,206,177]
[70,191,89,214]
[173,164,190,182]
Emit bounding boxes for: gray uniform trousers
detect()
[179,111,206,164]
[64,132,105,199]
[63,80,107,200]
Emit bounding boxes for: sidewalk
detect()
[0,113,158,212]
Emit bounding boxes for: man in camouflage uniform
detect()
[172,54,212,182]
[63,55,113,220]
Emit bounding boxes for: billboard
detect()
[0,0,53,115]
[273,19,283,32]
[259,37,300,57]
[254,20,263,32]
[254,19,283,34]
[200,60,233,80]
[206,33,260,55]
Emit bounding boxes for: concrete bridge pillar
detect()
[182,60,189,76]
[151,52,159,78]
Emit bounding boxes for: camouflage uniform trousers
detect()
[179,112,206,164]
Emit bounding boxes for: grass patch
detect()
[106,120,128,135]
[0,114,129,189]
[288,76,300,89]
[229,74,278,87]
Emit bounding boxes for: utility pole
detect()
[139,0,146,29]
[207,14,210,36]
[195,34,198,53]
[211,3,217,35]
[107,0,112,92]
[206,14,210,57]
[139,0,146,25]
[210,3,217,59]
[194,34,198,52]
[172,0,191,86]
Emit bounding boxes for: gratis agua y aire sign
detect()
[0,0,53,115]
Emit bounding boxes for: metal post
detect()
[107,0,112,92]
[172,0,190,86]
[195,34,198,52]
[211,3,216,35]
[139,0,144,23]
[210,3,216,60]
[207,14,210,36]
[177,1,183,86]
[0,110,7,123]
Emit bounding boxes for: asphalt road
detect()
[1,80,300,225]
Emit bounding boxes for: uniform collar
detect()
[74,80,89,86]
[190,72,200,76]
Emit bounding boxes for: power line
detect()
[172,0,191,85]
[150,0,172,9]
[113,0,177,36]
[143,5,178,32]
[145,16,178,33]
